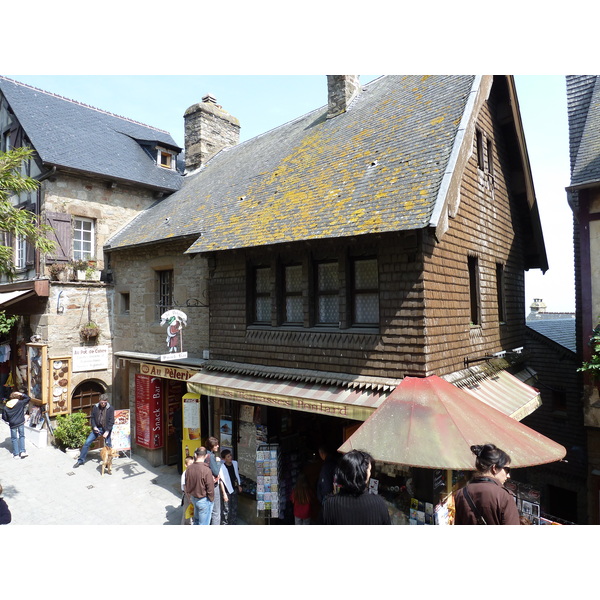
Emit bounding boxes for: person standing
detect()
[291,473,314,525]
[220,449,242,524]
[205,436,222,525]
[454,443,520,525]
[322,450,391,525]
[185,446,215,525]
[2,391,30,459]
[316,445,338,505]
[73,394,114,467]
[0,484,11,524]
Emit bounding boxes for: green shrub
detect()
[54,412,91,450]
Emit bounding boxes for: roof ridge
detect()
[0,75,171,135]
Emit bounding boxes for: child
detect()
[180,455,194,525]
[290,473,313,525]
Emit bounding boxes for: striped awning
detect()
[452,369,541,421]
[187,370,392,421]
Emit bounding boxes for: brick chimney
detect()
[184,94,240,173]
[327,75,360,119]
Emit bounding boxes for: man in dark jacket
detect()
[2,391,30,459]
[73,394,114,468]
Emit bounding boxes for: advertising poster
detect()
[182,393,201,468]
[135,374,163,449]
[220,417,233,453]
[112,409,131,451]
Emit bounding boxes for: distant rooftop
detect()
[526,319,576,353]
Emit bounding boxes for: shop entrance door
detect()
[165,380,185,467]
[71,381,105,449]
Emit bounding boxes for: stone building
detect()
[106,76,552,520]
[0,76,182,423]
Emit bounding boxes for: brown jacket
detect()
[454,477,520,525]
[184,461,215,502]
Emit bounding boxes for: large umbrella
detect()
[338,375,566,469]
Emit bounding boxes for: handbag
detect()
[462,484,487,525]
[185,502,194,520]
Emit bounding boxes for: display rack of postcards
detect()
[256,444,281,520]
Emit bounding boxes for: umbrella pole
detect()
[446,469,453,497]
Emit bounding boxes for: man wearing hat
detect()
[2,391,30,459]
[73,393,114,468]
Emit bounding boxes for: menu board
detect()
[112,409,131,451]
[135,374,163,449]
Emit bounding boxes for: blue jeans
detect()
[10,423,26,456]
[192,496,213,525]
[78,428,111,463]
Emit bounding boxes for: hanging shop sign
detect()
[135,374,163,449]
[139,362,196,381]
[72,345,109,372]
[159,310,188,361]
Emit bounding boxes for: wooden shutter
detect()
[45,211,72,262]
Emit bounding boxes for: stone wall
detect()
[42,173,160,271]
[109,239,210,357]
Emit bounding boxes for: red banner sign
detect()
[135,374,163,449]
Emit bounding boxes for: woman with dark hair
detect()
[322,450,391,525]
[454,443,520,525]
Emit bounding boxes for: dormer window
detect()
[157,148,175,170]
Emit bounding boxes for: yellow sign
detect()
[181,393,202,470]
[140,363,197,382]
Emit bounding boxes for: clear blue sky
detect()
[4,74,576,312]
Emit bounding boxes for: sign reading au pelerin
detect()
[72,345,109,372]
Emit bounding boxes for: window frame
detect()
[156,269,174,320]
[14,234,27,270]
[468,255,481,326]
[251,265,271,325]
[350,257,380,327]
[496,262,506,323]
[314,260,340,326]
[281,263,303,325]
[157,147,176,170]
[72,217,95,261]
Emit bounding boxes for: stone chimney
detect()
[327,75,360,119]
[184,94,240,173]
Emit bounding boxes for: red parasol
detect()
[338,375,566,469]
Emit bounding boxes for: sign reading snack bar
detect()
[72,345,109,372]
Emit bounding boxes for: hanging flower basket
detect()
[80,322,100,340]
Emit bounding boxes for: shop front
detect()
[187,366,399,525]
[113,352,205,469]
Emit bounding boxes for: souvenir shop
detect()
[186,369,392,525]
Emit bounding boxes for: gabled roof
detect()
[0,76,183,193]
[106,75,546,267]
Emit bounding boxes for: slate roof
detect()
[107,75,478,251]
[526,318,577,353]
[567,75,600,187]
[0,76,183,193]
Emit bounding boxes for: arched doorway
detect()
[71,380,105,418]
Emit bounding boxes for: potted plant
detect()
[80,321,100,340]
[85,265,101,281]
[53,412,91,455]
[49,262,68,281]
[70,259,89,281]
